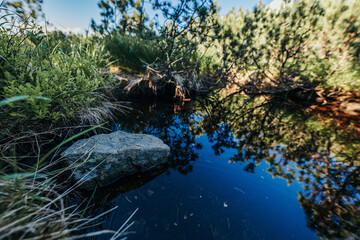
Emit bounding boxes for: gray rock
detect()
[61,131,170,190]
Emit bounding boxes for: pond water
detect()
[90,92,360,240]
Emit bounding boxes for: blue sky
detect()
[42,0,275,33]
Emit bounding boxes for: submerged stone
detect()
[61,131,170,190]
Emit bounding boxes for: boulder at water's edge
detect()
[61,131,170,190]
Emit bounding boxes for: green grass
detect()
[105,32,162,73]
[0,124,137,239]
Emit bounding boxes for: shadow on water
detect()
[92,163,169,204]
[89,91,360,240]
[112,101,202,175]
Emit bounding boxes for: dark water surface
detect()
[91,93,360,240]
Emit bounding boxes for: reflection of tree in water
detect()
[195,92,360,239]
[113,94,359,239]
[114,102,202,175]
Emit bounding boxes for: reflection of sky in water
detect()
[98,134,317,240]
[96,100,359,240]
[105,121,317,239]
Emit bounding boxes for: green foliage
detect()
[0,11,112,122]
[217,1,323,83]
[98,0,219,81]
[105,32,161,72]
[151,0,219,79]
[217,0,360,91]
[91,0,148,34]
[314,0,360,90]
[4,0,44,20]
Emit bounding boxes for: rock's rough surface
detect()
[61,131,170,190]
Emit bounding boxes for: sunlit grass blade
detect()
[0,96,51,107]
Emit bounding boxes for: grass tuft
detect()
[0,125,138,239]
